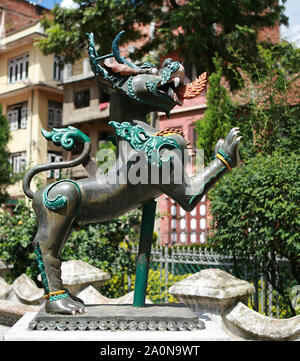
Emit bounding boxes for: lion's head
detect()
[88,31,207,118]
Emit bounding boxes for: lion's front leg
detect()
[158,128,242,211]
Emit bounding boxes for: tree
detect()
[38,0,163,65]
[196,57,235,164]
[196,41,300,161]
[198,40,300,317]
[0,105,12,205]
[234,42,300,157]
[0,200,38,282]
[150,0,288,89]
[208,152,300,316]
[38,0,288,89]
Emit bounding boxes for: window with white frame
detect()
[46,153,63,179]
[8,53,29,84]
[10,152,26,174]
[7,102,28,131]
[48,101,62,128]
[53,55,64,81]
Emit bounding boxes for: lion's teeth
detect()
[173,77,180,88]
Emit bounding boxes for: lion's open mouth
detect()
[156,77,184,106]
[156,72,208,106]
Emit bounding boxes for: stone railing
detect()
[169,268,300,341]
[1,263,299,340]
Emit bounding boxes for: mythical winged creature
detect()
[23,31,241,315]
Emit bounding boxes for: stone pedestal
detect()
[169,268,255,324]
[3,308,231,341]
[28,304,204,332]
[76,287,152,305]
[12,274,44,305]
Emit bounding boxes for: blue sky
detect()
[280,0,300,46]
[28,0,61,9]
[28,0,300,46]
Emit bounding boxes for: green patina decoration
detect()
[218,149,232,164]
[41,126,90,151]
[34,243,50,293]
[50,293,69,302]
[34,244,69,302]
[109,121,182,167]
[160,61,180,85]
[43,179,82,212]
[88,32,125,91]
[133,200,156,307]
[112,31,139,69]
[140,62,157,69]
[212,149,232,164]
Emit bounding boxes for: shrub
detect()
[146,269,191,303]
[208,151,300,316]
[0,199,38,282]
[0,198,142,294]
[120,269,191,304]
[196,57,235,164]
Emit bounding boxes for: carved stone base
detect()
[28,303,205,332]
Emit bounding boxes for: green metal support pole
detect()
[133,199,157,307]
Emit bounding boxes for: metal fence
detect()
[132,245,289,319]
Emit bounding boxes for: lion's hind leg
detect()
[33,181,86,315]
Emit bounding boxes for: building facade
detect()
[60,56,113,179]
[0,1,63,202]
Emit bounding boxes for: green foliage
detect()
[0,200,38,282]
[247,279,293,318]
[196,57,235,164]
[38,0,163,64]
[233,42,300,158]
[196,42,300,162]
[208,152,300,315]
[0,198,142,294]
[96,140,117,172]
[121,269,191,304]
[195,40,300,318]
[62,208,142,298]
[38,0,287,89]
[146,269,191,303]
[290,286,300,315]
[0,105,12,205]
[155,0,288,90]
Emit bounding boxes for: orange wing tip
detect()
[177,72,208,100]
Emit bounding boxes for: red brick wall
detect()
[258,24,280,43]
[0,0,49,34]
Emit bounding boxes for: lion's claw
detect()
[215,127,242,169]
[45,296,87,315]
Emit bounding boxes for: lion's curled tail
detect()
[23,126,91,200]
